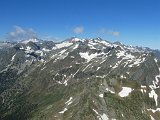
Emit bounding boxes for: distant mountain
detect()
[0,37,160,120]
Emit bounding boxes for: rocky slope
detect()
[0,37,160,120]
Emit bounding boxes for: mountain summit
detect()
[0,38,160,120]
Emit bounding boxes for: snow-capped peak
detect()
[20,38,39,44]
[70,37,82,42]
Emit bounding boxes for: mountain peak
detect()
[19,37,40,44]
[70,37,82,42]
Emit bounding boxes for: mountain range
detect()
[0,37,160,120]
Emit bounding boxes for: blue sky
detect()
[0,0,160,49]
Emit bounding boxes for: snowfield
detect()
[118,87,133,97]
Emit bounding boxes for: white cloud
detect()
[8,26,25,37]
[73,26,84,34]
[100,28,120,36]
[6,26,37,41]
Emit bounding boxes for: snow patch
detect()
[42,48,51,52]
[116,50,126,58]
[155,68,160,86]
[92,109,109,120]
[11,54,16,61]
[100,113,109,120]
[79,52,97,62]
[96,76,106,78]
[55,41,73,49]
[120,75,126,79]
[60,49,67,54]
[106,88,115,94]
[20,46,24,49]
[59,108,67,114]
[99,94,104,98]
[148,69,160,106]
[149,89,158,106]
[141,85,146,88]
[72,43,79,49]
[128,57,145,67]
[65,97,73,106]
[35,50,43,56]
[141,85,146,93]
[126,72,130,74]
[97,67,101,71]
[118,87,133,97]
[25,46,34,53]
[150,115,155,120]
[99,40,112,47]
[71,37,81,42]
[41,66,46,70]
[63,79,68,86]
[88,43,97,49]
[154,58,158,63]
[82,63,92,71]
[147,108,160,113]
[93,109,99,115]
[112,59,123,69]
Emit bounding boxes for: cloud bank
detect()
[6,26,37,41]
[100,28,120,36]
[73,26,84,34]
